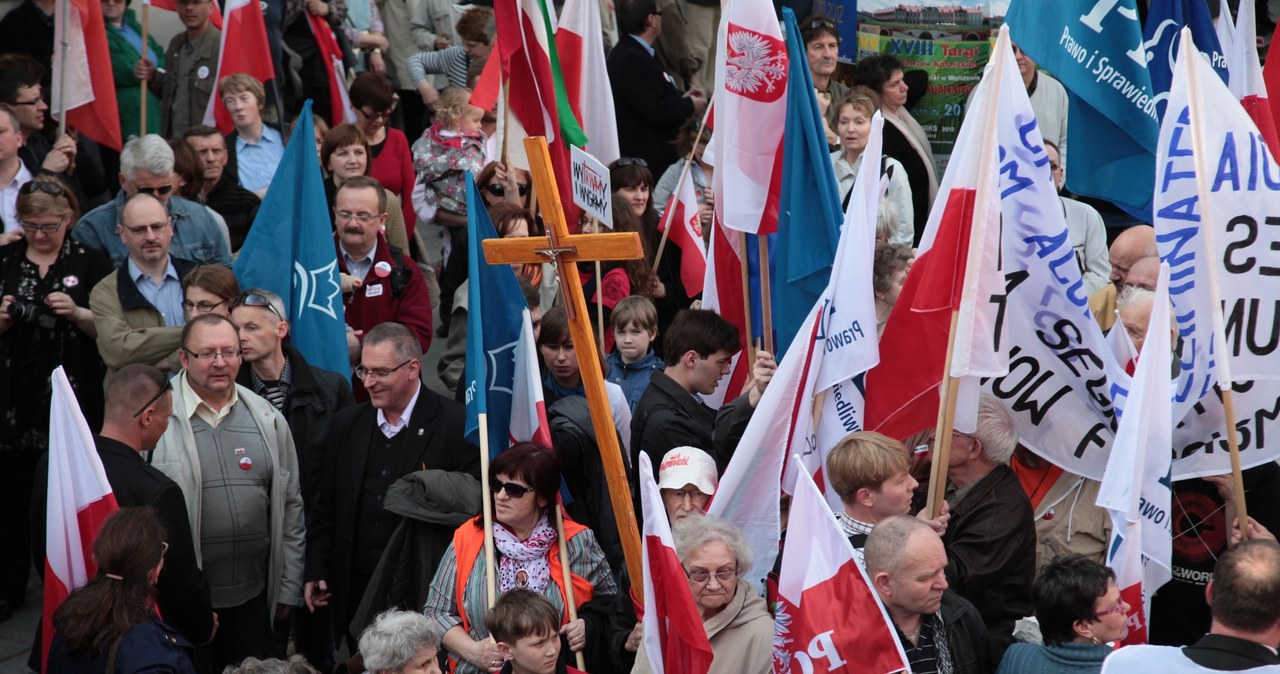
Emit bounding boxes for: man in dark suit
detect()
[303,321,479,648]
[1102,538,1280,672]
[607,0,707,176]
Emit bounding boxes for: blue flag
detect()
[1143,0,1228,120]
[1006,0,1159,220]
[233,101,348,376]
[774,7,844,358]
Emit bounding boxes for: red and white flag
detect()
[638,458,714,674]
[1225,0,1280,157]
[42,367,119,671]
[710,0,786,234]
[864,27,1013,439]
[773,469,908,674]
[52,0,122,151]
[202,0,275,133]
[699,218,749,408]
[658,169,708,295]
[1097,264,1174,646]
[145,0,224,29]
[555,0,619,165]
[309,15,356,128]
[509,308,552,447]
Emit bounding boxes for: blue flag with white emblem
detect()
[232,101,348,376]
[1143,0,1228,120]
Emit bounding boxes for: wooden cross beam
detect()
[481,137,646,599]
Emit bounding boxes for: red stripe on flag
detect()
[42,494,118,672]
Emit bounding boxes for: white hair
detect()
[1117,285,1155,310]
[120,134,175,179]
[973,393,1018,465]
[357,610,441,674]
[672,514,754,574]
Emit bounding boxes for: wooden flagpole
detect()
[1181,26,1249,539]
[56,0,69,136]
[738,231,757,366]
[478,414,498,607]
[554,504,587,671]
[757,235,774,354]
[501,82,511,165]
[140,2,150,136]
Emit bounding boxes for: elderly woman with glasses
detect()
[0,175,112,616]
[358,610,443,674]
[320,124,409,252]
[348,73,417,244]
[424,442,618,674]
[631,515,773,674]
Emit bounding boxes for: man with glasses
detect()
[304,321,477,657]
[333,176,433,395]
[74,134,232,267]
[219,73,283,196]
[0,106,30,236]
[89,193,197,384]
[133,0,220,137]
[150,313,306,670]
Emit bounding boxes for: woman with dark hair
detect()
[180,264,240,322]
[320,123,410,251]
[348,73,417,244]
[996,555,1128,673]
[609,158,686,338]
[423,443,618,674]
[47,507,197,674]
[855,53,937,244]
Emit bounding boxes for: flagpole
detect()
[1182,26,1250,540]
[926,311,961,518]
[653,111,711,273]
[140,2,150,136]
[757,235,773,354]
[478,414,498,607]
[56,0,69,137]
[738,230,757,366]
[553,503,587,671]
[501,82,511,166]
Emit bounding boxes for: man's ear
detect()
[872,571,892,599]
[118,172,127,190]
[855,487,876,509]
[682,350,698,369]
[1204,579,1214,609]
[276,319,290,341]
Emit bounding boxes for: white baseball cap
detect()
[657,446,718,496]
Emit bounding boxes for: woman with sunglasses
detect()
[47,507,198,674]
[349,73,418,246]
[320,124,410,251]
[424,442,618,674]
[0,175,111,617]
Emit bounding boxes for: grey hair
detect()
[672,514,754,574]
[240,287,287,324]
[364,322,423,362]
[1117,285,1155,310]
[357,610,442,674]
[973,393,1018,465]
[864,515,935,576]
[0,105,19,134]
[120,134,175,179]
[222,656,318,674]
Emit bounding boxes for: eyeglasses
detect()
[20,216,66,233]
[666,488,705,502]
[1094,598,1127,619]
[490,479,537,498]
[123,220,172,235]
[182,298,229,314]
[131,378,172,418]
[807,17,835,29]
[9,98,42,107]
[334,209,381,224]
[484,183,531,198]
[614,157,648,169]
[20,180,65,196]
[182,347,242,362]
[229,292,284,320]
[686,567,737,584]
[354,358,415,380]
[358,106,394,121]
[136,184,174,197]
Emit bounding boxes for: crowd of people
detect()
[2,0,1280,672]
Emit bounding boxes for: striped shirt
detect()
[407,46,469,90]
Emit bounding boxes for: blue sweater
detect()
[996,641,1113,674]
[605,349,663,412]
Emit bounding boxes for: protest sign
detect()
[570,145,612,229]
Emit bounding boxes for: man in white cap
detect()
[657,446,718,521]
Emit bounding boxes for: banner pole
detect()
[478,414,497,607]
[56,0,69,137]
[554,503,587,671]
[926,310,960,518]
[653,112,710,273]
[757,234,773,354]
[738,230,756,366]
[140,2,150,136]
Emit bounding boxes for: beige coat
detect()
[1032,471,1111,576]
[89,263,185,385]
[632,580,774,674]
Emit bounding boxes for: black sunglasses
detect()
[807,17,835,29]
[131,378,172,418]
[485,183,531,198]
[490,478,536,498]
[229,292,284,320]
[136,184,174,197]
[614,157,648,169]
[20,180,66,197]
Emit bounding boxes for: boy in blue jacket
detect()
[605,296,663,411]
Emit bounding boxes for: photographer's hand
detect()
[45,292,97,337]
[0,295,14,334]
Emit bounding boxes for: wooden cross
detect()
[482,137,646,597]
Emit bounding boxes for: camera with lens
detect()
[6,297,57,330]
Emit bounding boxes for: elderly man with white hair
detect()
[926,393,1035,656]
[72,134,231,268]
[358,610,443,674]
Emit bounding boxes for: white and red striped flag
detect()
[41,367,119,671]
[309,15,357,128]
[1097,264,1175,646]
[555,0,619,165]
[711,0,786,234]
[637,457,714,674]
[774,468,909,674]
[699,218,749,408]
[509,308,552,446]
[202,0,275,133]
[1224,0,1280,157]
[658,169,708,295]
[52,0,122,151]
[145,0,224,29]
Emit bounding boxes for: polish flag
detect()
[637,458,714,674]
[711,0,787,234]
[309,15,357,128]
[699,218,749,408]
[864,27,1013,439]
[1225,0,1280,157]
[202,0,275,134]
[555,0,619,165]
[41,367,119,671]
[51,0,122,151]
[146,0,224,29]
[658,169,708,295]
[509,308,552,447]
[1097,264,1175,646]
[774,469,909,674]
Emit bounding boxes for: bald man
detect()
[1089,225,1157,331]
[1125,256,1160,292]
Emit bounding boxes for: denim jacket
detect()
[72,191,233,268]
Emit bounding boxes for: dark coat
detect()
[549,395,626,575]
[932,589,995,674]
[1183,633,1280,669]
[629,370,753,479]
[47,615,197,674]
[606,35,695,177]
[236,341,354,524]
[204,173,261,251]
[305,385,479,633]
[941,463,1036,653]
[882,120,933,245]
